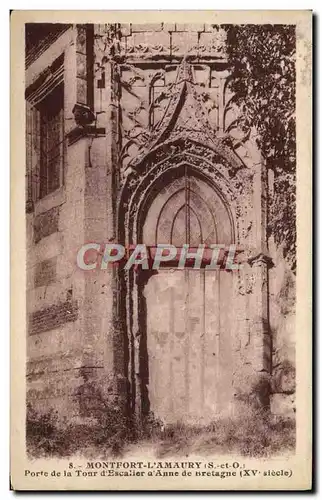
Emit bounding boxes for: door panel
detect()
[144,268,233,425]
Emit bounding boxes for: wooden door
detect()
[141,168,234,424]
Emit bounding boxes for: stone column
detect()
[90,25,129,417]
[233,134,274,410]
[247,252,274,405]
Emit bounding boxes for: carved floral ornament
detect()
[117,139,255,249]
[92,28,249,139]
[93,24,228,59]
[92,25,259,168]
[119,60,257,182]
[121,60,240,166]
[118,59,252,217]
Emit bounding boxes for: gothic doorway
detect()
[138,165,236,425]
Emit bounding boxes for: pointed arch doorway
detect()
[137,164,235,425]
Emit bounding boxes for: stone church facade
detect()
[25,24,296,429]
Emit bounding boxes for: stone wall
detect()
[26,26,118,422]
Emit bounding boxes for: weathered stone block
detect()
[163,23,175,32]
[34,257,57,288]
[175,23,204,32]
[131,23,162,32]
[171,32,198,56]
[34,206,60,244]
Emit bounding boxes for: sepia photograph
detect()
[10,10,312,491]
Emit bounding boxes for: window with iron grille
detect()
[38,83,64,198]
[25,54,65,205]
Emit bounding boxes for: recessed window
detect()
[37,83,64,199]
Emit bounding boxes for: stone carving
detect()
[198,26,228,55]
[116,54,259,197]
[119,138,250,249]
[237,271,256,296]
[94,24,120,61]
[119,59,244,178]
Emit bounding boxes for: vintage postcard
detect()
[10,10,312,491]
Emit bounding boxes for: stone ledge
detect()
[175,23,205,32]
[67,125,106,146]
[131,23,163,32]
[163,23,176,32]
[34,186,66,217]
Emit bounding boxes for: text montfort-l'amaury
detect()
[83,460,243,470]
